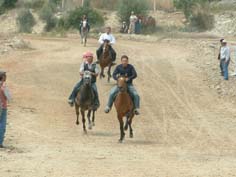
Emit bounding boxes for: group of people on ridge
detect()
[68,26,140,115]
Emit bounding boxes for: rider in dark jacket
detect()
[104,55,140,115]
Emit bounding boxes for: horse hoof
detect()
[88,124,92,130]
[124,126,128,131]
[76,122,79,125]
[118,139,124,143]
[92,122,95,126]
[130,134,133,138]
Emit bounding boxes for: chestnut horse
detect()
[75,71,96,133]
[114,76,135,143]
[98,40,115,82]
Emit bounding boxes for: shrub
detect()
[39,1,56,21]
[39,0,59,32]
[17,9,36,33]
[0,0,17,14]
[65,7,104,30]
[117,0,148,23]
[91,0,117,10]
[173,0,214,30]
[190,4,214,30]
[24,0,45,10]
[1,0,17,9]
[44,16,57,31]
[83,0,90,8]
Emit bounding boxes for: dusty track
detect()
[1,36,236,177]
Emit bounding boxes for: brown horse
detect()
[114,76,135,143]
[98,40,115,82]
[75,71,96,133]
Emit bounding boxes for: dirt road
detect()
[1,35,236,177]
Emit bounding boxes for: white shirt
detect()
[82,20,87,28]
[220,46,230,61]
[98,33,116,45]
[79,62,99,74]
[130,15,138,24]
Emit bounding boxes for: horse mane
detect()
[79,84,94,103]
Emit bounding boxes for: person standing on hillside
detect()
[129,11,138,34]
[0,70,11,148]
[219,39,230,80]
[218,38,224,76]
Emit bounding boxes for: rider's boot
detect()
[104,106,111,113]
[134,109,140,115]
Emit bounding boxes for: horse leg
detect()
[92,110,95,126]
[129,116,134,138]
[75,104,79,125]
[80,33,83,44]
[107,64,112,82]
[83,36,86,47]
[100,67,105,79]
[81,110,87,133]
[118,116,125,143]
[124,116,129,131]
[84,33,87,47]
[87,110,92,130]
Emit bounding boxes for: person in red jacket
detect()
[0,70,11,148]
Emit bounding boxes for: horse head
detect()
[82,71,92,86]
[117,75,127,92]
[103,39,110,53]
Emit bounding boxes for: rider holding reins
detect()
[68,51,100,109]
[96,26,116,64]
[104,55,140,115]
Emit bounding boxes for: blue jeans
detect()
[107,84,140,109]
[0,109,7,145]
[220,59,224,75]
[68,80,83,102]
[222,59,230,80]
[69,81,99,106]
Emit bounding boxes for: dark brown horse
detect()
[75,71,96,133]
[114,76,135,143]
[98,40,115,82]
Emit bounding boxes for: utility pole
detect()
[62,0,65,10]
[153,0,156,11]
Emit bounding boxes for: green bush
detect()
[39,1,59,32]
[65,7,104,30]
[83,0,90,8]
[117,0,148,23]
[173,0,213,18]
[190,4,214,30]
[17,9,36,33]
[39,1,56,21]
[45,16,57,31]
[173,0,214,30]
[1,0,17,9]
[92,0,117,10]
[0,0,17,14]
[24,0,45,10]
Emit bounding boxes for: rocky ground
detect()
[0,36,32,55]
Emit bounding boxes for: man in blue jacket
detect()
[104,55,140,115]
